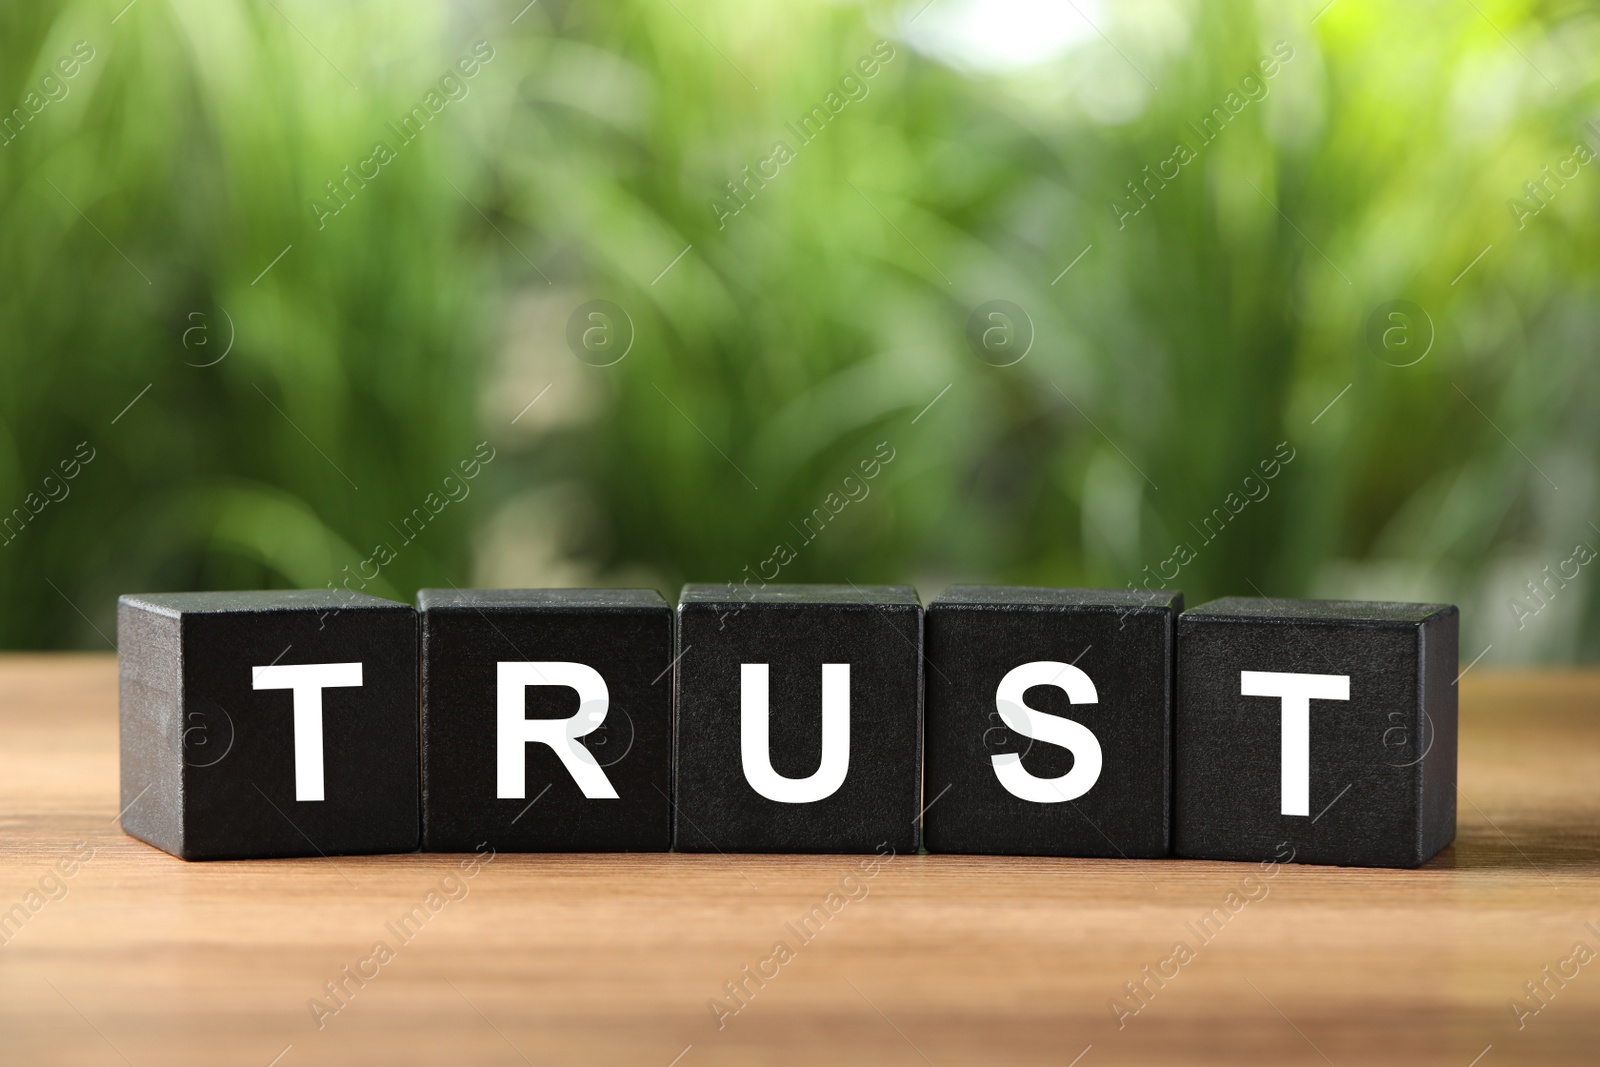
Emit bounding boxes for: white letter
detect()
[497,662,617,800]
[1240,670,1350,816]
[991,661,1103,803]
[741,663,849,803]
[252,662,363,801]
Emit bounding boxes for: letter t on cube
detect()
[118,591,419,860]
[1175,597,1458,868]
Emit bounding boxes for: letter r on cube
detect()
[497,662,618,800]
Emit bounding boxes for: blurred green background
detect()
[1,0,1597,662]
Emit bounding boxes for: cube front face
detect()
[419,589,672,852]
[923,587,1179,858]
[119,591,420,861]
[1174,598,1458,869]
[674,585,922,854]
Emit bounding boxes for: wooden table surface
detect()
[1,655,1596,1066]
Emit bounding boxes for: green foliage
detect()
[2,0,1598,661]
[0,1,486,645]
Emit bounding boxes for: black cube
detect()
[117,590,419,861]
[1174,596,1458,868]
[418,588,673,852]
[924,585,1180,857]
[674,584,922,854]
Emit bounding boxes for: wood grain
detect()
[0,654,1596,1066]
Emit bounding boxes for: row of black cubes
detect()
[118,584,1457,867]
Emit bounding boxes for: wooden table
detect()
[1,656,1596,1066]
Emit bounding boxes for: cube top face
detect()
[1175,597,1458,868]
[674,585,922,854]
[417,587,668,613]
[924,587,1179,857]
[122,589,403,616]
[932,585,1181,613]
[418,590,672,852]
[679,583,919,609]
[1182,596,1454,627]
[117,591,419,861]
